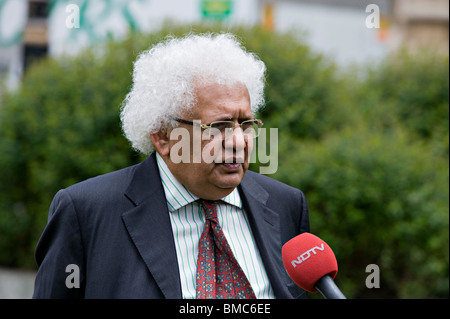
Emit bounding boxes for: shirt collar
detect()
[155,153,242,212]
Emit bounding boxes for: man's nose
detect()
[224,127,246,151]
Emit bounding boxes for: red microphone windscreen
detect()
[282,233,338,293]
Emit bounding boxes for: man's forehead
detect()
[190,82,251,117]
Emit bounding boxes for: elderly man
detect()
[33,33,310,299]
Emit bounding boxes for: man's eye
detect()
[212,122,231,131]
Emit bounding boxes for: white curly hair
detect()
[120,33,267,155]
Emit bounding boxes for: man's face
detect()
[163,81,254,200]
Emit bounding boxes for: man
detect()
[33,33,310,299]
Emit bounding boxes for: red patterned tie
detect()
[195,200,256,299]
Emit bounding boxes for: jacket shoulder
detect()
[65,164,138,200]
[244,169,304,198]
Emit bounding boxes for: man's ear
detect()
[150,129,171,156]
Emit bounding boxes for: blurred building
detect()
[391,0,449,53]
[0,0,449,93]
[23,0,48,70]
[0,0,28,91]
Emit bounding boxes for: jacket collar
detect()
[238,173,293,299]
[122,153,182,298]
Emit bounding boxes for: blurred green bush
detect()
[0,25,448,298]
[275,128,448,298]
[0,40,144,267]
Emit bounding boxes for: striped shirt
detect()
[155,153,275,299]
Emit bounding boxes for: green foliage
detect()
[275,128,448,298]
[0,24,448,298]
[244,29,355,140]
[354,50,449,152]
[0,41,144,267]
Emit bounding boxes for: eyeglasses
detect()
[172,118,263,140]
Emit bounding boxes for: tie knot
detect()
[199,200,218,221]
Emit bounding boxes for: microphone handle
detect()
[315,275,346,299]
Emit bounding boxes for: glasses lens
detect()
[211,121,234,133]
[242,120,261,138]
[208,121,234,140]
[209,120,262,140]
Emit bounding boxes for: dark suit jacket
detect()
[33,153,310,298]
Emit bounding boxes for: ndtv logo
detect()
[290,243,325,268]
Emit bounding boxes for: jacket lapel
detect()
[238,174,293,299]
[121,154,182,299]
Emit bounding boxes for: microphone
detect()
[282,232,346,299]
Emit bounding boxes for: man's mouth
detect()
[216,157,245,171]
[218,162,242,171]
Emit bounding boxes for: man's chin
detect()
[214,164,246,188]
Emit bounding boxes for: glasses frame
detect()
[172,118,263,139]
